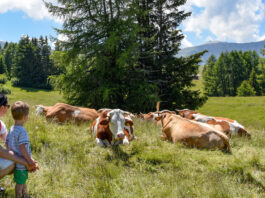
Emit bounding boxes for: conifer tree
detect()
[3,42,17,78]
[0,55,7,74]
[45,0,207,111]
[203,55,218,95]
[248,68,261,95]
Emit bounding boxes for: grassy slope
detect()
[0,84,264,198]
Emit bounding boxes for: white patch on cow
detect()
[123,136,129,145]
[96,138,105,147]
[193,114,214,123]
[92,117,100,135]
[36,105,44,116]
[73,109,81,118]
[233,120,245,129]
[153,112,159,120]
[108,109,126,139]
[228,122,237,135]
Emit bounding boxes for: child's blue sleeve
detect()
[18,129,29,145]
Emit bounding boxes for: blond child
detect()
[6,101,38,198]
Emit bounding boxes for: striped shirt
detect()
[6,125,31,170]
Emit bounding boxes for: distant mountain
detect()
[0,41,6,48]
[178,40,265,64]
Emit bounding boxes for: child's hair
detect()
[11,101,30,120]
[0,93,8,107]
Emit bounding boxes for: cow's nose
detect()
[117,133,124,140]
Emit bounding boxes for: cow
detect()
[139,110,175,126]
[90,109,134,147]
[154,110,176,126]
[35,103,98,124]
[158,113,231,151]
[176,109,250,137]
[138,112,159,121]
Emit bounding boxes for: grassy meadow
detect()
[0,84,264,198]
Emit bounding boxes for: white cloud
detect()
[181,35,193,48]
[0,0,61,23]
[183,0,265,43]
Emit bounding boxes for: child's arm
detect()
[19,143,34,167]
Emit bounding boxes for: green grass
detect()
[0,84,264,198]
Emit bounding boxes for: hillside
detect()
[0,84,264,197]
[178,40,265,64]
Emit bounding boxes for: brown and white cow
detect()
[90,109,134,147]
[158,113,231,151]
[139,110,176,126]
[176,109,250,137]
[36,103,98,124]
[138,112,159,121]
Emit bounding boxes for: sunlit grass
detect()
[0,84,264,198]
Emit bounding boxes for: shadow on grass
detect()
[105,145,138,162]
[14,85,52,93]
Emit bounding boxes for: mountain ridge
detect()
[178,40,265,64]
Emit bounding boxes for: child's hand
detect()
[27,158,39,172]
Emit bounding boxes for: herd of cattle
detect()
[35,103,251,152]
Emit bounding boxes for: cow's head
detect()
[100,109,130,140]
[35,105,45,116]
[157,112,172,128]
[175,109,197,119]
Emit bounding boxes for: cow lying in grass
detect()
[139,110,176,126]
[157,113,231,151]
[176,109,250,137]
[36,103,98,124]
[90,109,135,147]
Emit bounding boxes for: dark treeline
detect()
[45,0,207,112]
[0,35,56,89]
[203,50,265,96]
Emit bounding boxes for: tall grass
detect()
[0,85,264,197]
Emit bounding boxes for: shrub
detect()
[0,86,11,94]
[0,74,7,84]
[237,80,256,96]
[11,77,20,87]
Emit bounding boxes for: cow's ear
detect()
[155,116,161,121]
[125,119,133,126]
[100,119,109,125]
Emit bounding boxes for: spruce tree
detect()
[0,56,7,74]
[135,0,207,109]
[45,0,207,111]
[237,80,256,96]
[3,43,17,78]
[248,68,261,96]
[203,55,218,96]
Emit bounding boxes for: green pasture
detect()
[0,85,264,198]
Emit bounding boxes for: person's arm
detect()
[0,132,7,143]
[0,145,27,166]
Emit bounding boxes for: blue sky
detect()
[1,0,265,48]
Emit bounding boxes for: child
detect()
[6,101,38,198]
